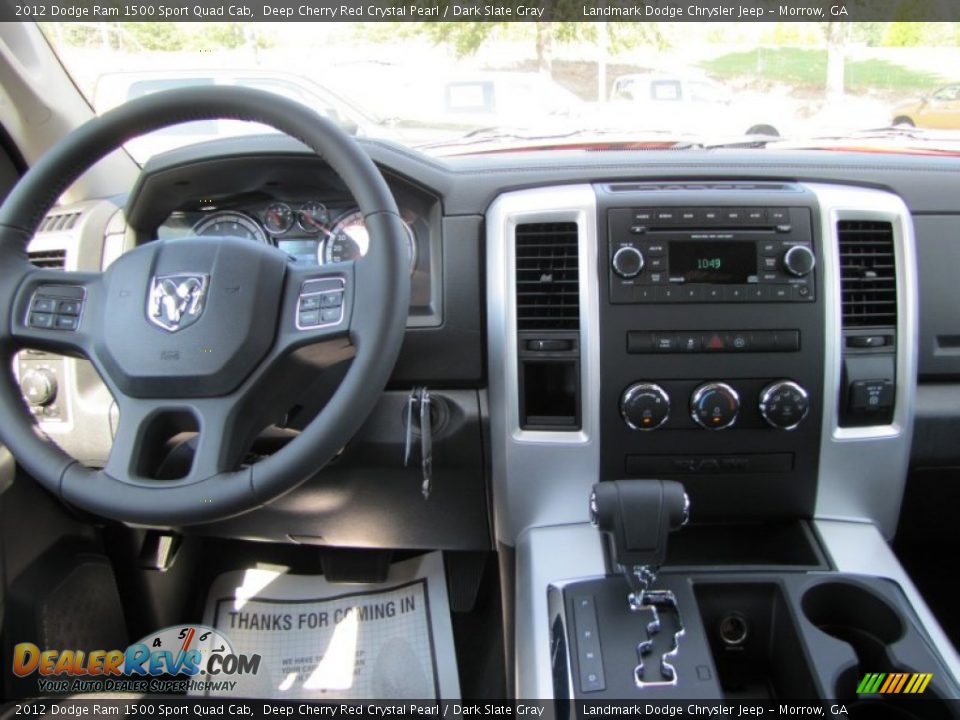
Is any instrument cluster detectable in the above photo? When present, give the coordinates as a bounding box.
[161,197,419,273]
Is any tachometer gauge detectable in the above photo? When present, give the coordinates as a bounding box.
[322,210,416,273]
[263,202,294,235]
[297,201,330,233]
[193,212,268,244]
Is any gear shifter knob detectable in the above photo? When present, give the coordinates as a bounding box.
[590,480,689,609]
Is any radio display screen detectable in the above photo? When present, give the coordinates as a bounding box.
[669,241,757,283]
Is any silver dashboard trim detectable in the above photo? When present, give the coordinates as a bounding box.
[816,519,960,680]
[486,185,601,544]
[804,184,917,538]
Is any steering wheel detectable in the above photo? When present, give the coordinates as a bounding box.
[0,86,410,525]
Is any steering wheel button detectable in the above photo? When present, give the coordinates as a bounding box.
[31,297,58,313]
[29,312,55,329]
[320,307,341,323]
[299,295,321,311]
[302,278,344,295]
[55,315,79,331]
[321,292,343,308]
[298,309,321,327]
[57,299,82,315]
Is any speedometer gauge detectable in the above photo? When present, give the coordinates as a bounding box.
[322,211,416,273]
[193,212,268,244]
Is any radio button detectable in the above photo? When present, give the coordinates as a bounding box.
[678,209,697,223]
[745,208,767,224]
[723,208,745,223]
[680,286,704,302]
[634,286,656,302]
[646,244,665,256]
[783,245,816,277]
[657,286,680,302]
[770,286,791,301]
[648,257,665,271]
[647,272,666,284]
[612,246,644,278]
[769,208,790,223]
[747,285,769,300]
[760,241,780,256]
[702,208,722,224]
[792,284,813,301]
[724,286,749,302]
[762,256,779,271]
[704,287,723,302]
[635,209,655,223]
[655,210,678,224]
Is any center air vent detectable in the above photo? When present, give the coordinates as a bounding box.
[515,222,580,331]
[837,220,897,328]
[28,249,66,270]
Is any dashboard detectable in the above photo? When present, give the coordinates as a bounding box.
[17,135,960,553]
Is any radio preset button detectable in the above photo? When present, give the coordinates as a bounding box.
[612,246,645,278]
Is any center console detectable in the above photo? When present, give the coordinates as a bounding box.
[486,181,960,705]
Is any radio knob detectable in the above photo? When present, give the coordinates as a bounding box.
[612,246,644,278]
[620,383,670,431]
[690,382,739,430]
[20,368,57,407]
[759,380,810,430]
[783,245,815,277]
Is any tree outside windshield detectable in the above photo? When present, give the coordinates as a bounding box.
[40,21,960,159]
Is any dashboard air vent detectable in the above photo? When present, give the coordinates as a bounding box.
[837,220,896,327]
[28,249,67,270]
[39,212,81,233]
[515,222,580,331]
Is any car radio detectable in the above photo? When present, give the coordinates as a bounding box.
[608,206,815,303]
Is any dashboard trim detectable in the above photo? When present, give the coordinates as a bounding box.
[486,185,601,545]
[805,184,918,538]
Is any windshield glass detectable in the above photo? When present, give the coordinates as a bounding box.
[40,20,960,160]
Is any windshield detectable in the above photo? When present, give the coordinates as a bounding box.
[40,20,960,160]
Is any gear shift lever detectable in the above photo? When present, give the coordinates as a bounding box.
[590,480,689,610]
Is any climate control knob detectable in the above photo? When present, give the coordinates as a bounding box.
[690,382,739,430]
[612,246,644,278]
[783,245,816,277]
[20,368,57,407]
[620,383,670,431]
[759,380,810,430]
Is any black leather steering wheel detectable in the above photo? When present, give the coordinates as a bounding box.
[0,86,410,525]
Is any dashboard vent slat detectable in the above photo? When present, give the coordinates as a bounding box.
[837,220,896,328]
[28,249,67,270]
[515,222,580,331]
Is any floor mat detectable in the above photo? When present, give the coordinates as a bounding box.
[195,552,460,699]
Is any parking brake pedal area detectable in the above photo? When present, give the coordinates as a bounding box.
[196,552,460,699]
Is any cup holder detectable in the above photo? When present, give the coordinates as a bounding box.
[801,581,953,718]
[802,581,905,674]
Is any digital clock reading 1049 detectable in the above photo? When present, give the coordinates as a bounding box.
[669,240,757,284]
